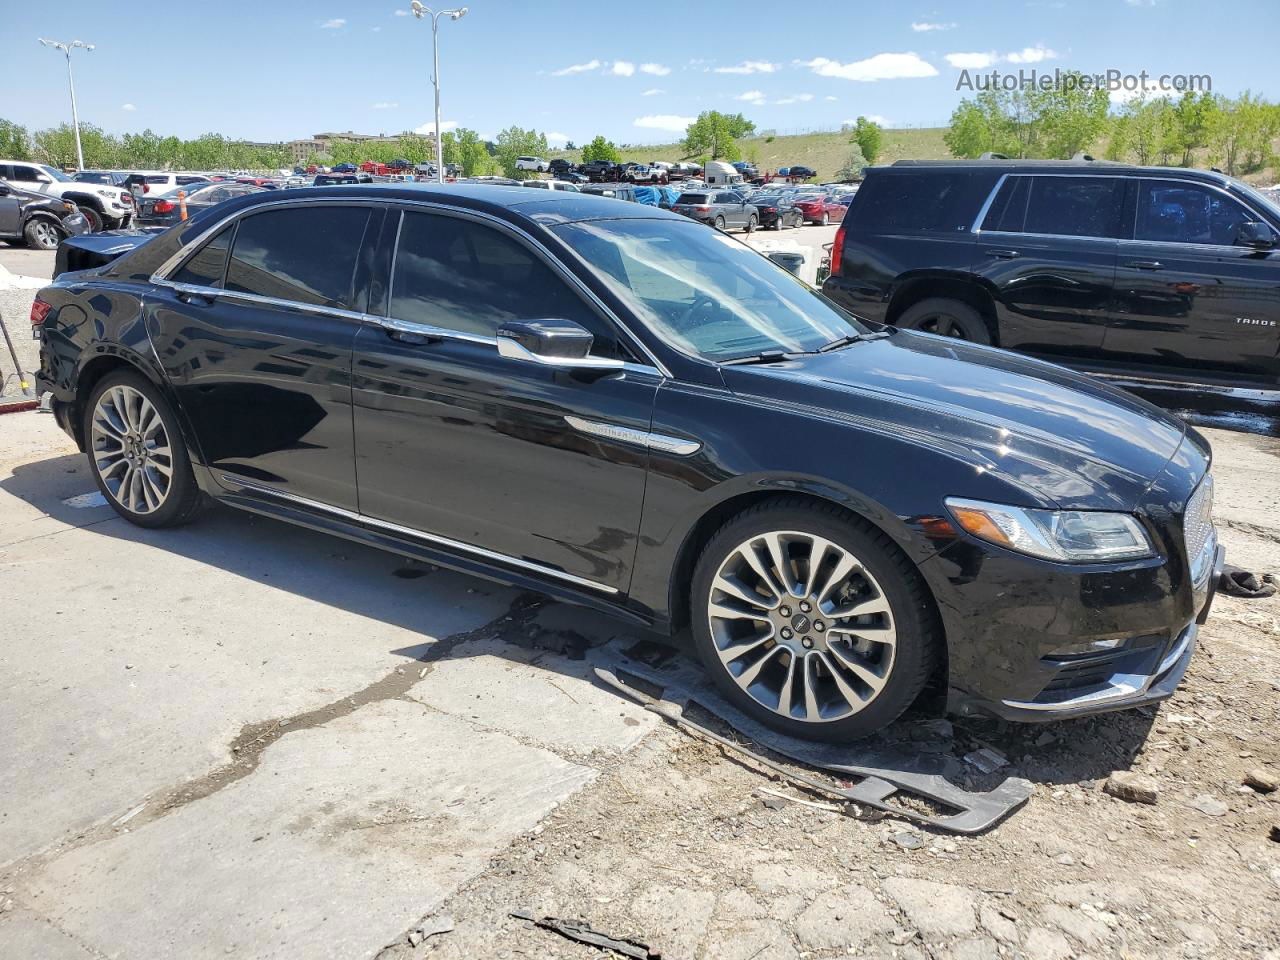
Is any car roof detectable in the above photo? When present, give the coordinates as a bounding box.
[885,159,1237,187]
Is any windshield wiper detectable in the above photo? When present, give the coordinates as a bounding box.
[720,350,794,366]
[817,331,890,353]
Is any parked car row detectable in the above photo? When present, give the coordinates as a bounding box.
[0,160,134,232]
[0,180,89,249]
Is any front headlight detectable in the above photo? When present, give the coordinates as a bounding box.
[945,497,1154,563]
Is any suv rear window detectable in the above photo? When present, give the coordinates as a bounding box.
[677,194,708,204]
[851,172,993,233]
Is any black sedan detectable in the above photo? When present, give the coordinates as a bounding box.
[747,193,804,230]
[0,181,89,249]
[134,181,264,226]
[31,185,1221,742]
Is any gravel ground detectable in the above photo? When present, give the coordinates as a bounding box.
[0,287,38,400]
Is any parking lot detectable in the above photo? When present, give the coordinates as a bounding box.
[1,242,1278,960]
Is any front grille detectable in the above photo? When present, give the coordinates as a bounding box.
[1184,475,1215,585]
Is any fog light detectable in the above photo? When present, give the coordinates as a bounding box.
[1048,638,1126,658]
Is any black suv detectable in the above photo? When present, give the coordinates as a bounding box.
[548,158,576,177]
[822,160,1280,388]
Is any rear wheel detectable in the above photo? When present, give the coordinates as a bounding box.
[77,205,103,232]
[84,370,203,528]
[691,499,939,742]
[714,216,726,231]
[23,217,61,250]
[821,211,829,226]
[896,297,992,344]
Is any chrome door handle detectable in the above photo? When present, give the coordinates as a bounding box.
[1124,259,1164,271]
[377,316,443,342]
[985,248,1020,260]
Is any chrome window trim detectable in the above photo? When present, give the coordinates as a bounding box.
[564,415,701,456]
[152,194,672,379]
[972,171,1278,242]
[220,474,619,595]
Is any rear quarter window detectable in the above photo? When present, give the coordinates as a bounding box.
[850,172,997,234]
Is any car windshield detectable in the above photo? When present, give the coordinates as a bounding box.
[552,217,866,362]
[1236,182,1280,220]
[39,165,72,182]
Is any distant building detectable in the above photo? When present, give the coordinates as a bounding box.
[285,130,434,163]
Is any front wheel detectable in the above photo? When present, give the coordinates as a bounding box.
[691,499,939,742]
[23,217,61,250]
[744,215,757,234]
[714,216,726,231]
[84,370,203,528]
[821,211,829,226]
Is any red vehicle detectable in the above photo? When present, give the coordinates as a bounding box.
[359,161,393,176]
[793,193,846,226]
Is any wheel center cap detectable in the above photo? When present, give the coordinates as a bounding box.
[791,614,811,633]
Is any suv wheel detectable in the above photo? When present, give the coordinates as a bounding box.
[691,499,939,742]
[77,205,103,232]
[745,215,757,234]
[23,217,61,250]
[84,370,203,528]
[714,216,726,231]
[896,298,992,344]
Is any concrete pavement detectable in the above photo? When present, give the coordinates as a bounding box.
[0,411,660,959]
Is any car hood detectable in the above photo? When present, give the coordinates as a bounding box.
[719,330,1188,511]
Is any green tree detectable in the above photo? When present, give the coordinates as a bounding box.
[1165,91,1215,166]
[494,125,549,178]
[1206,92,1279,174]
[581,135,621,165]
[0,119,31,160]
[835,144,868,181]
[563,140,577,151]
[1030,76,1110,158]
[944,91,1026,158]
[683,111,751,161]
[945,76,1108,160]
[851,117,882,164]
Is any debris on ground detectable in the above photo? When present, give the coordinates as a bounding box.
[1219,564,1278,598]
[1103,770,1160,804]
[963,746,1009,773]
[406,914,454,947]
[1244,767,1278,793]
[510,909,659,959]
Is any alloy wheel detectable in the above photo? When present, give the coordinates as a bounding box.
[90,384,174,514]
[706,530,897,722]
[916,314,968,338]
[29,220,59,249]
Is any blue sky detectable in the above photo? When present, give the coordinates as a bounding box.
[5,0,1278,146]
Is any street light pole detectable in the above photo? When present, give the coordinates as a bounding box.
[39,39,94,171]
[409,2,467,184]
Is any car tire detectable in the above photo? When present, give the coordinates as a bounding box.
[896,297,992,344]
[77,205,103,232]
[83,369,204,529]
[745,215,757,234]
[23,217,61,250]
[714,216,726,231]
[773,216,783,231]
[690,498,940,742]
[821,211,829,226]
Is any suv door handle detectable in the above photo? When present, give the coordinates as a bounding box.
[985,248,1020,260]
[1124,259,1164,271]
[176,289,217,306]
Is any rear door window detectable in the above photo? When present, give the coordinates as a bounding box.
[172,225,234,288]
[225,205,372,308]
[1023,176,1122,238]
[980,177,1032,233]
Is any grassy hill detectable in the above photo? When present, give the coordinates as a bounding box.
[550,127,951,180]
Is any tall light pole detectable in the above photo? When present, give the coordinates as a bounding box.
[409,1,467,183]
[39,39,94,171]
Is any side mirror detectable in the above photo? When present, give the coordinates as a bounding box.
[497,320,623,369]
[1237,220,1277,249]
[0,184,9,196]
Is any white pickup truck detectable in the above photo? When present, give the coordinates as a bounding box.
[0,160,132,231]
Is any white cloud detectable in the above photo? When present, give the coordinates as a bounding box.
[1125,0,1159,5]
[912,21,956,31]
[945,51,997,69]
[394,8,409,14]
[121,103,137,112]
[798,53,938,82]
[1005,44,1057,64]
[642,88,664,96]
[713,60,778,75]
[735,90,767,104]
[639,62,670,76]
[414,120,459,134]
[611,60,636,77]
[824,95,838,101]
[773,93,815,105]
[319,18,346,28]
[1110,78,1178,105]
[552,59,601,76]
[633,114,695,132]
[372,102,398,109]
[546,131,570,145]
[371,26,382,32]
